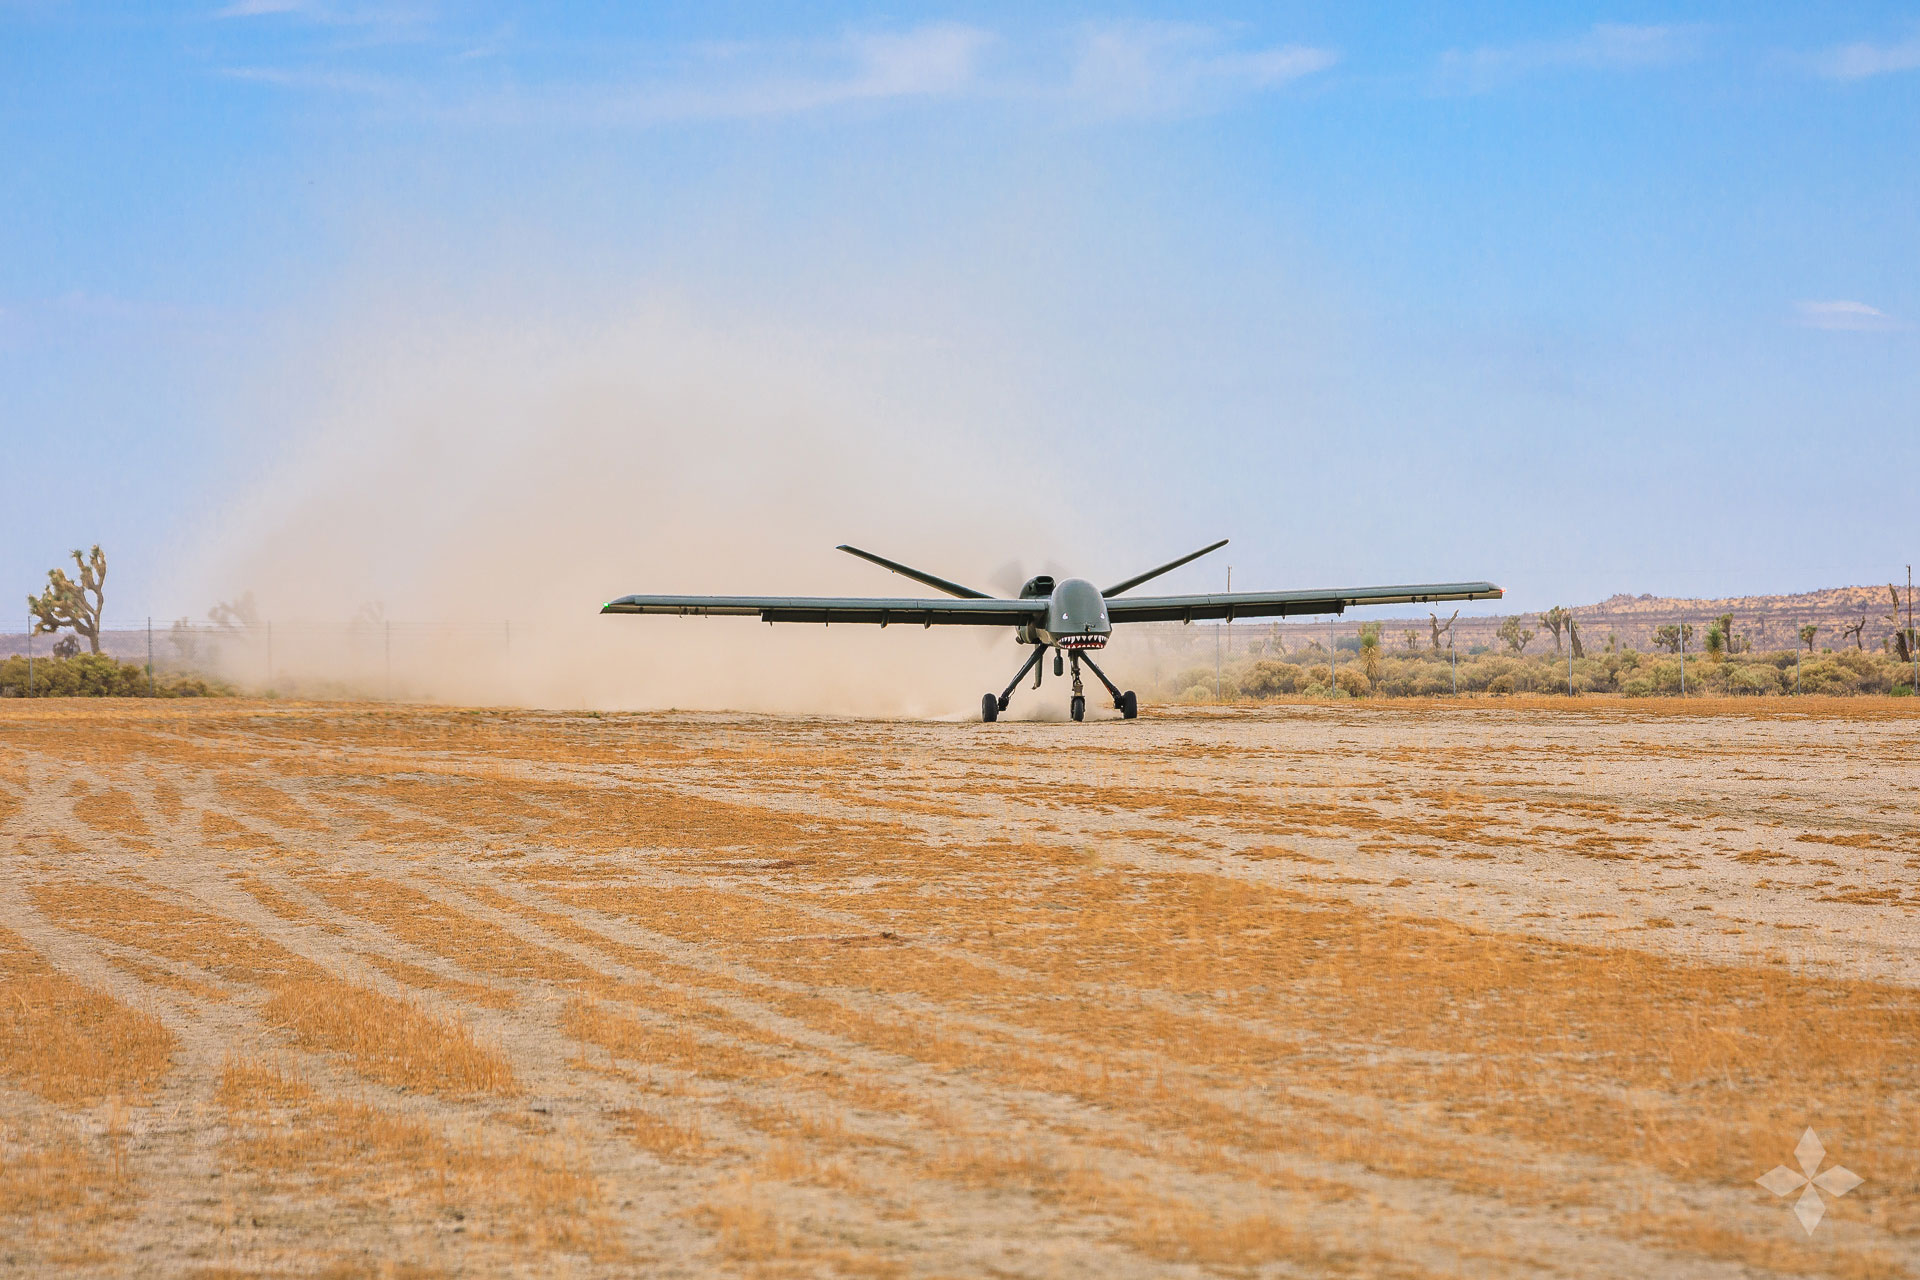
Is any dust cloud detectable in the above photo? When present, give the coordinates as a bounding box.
[176,300,1093,716]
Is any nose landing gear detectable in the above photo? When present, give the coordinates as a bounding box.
[982,644,1138,721]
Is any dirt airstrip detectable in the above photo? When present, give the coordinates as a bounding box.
[1,698,1916,1278]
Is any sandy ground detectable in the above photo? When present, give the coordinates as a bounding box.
[0,697,1916,1279]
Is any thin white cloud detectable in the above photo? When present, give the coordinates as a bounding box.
[211,0,435,46]
[447,22,995,124]
[1795,300,1904,332]
[1439,23,1702,92]
[1068,21,1336,117]
[1814,31,1920,80]
[212,21,1334,125]
[216,0,306,16]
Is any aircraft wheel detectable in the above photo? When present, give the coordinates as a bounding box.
[1120,690,1138,719]
[981,694,998,723]
[1070,696,1086,722]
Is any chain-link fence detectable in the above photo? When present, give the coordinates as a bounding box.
[2,595,1915,701]
[0,618,536,700]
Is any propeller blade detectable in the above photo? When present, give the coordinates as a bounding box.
[1102,539,1229,598]
[837,545,991,600]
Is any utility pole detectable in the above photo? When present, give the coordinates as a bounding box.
[147,617,154,697]
[1568,629,1574,696]
[26,613,32,696]
[1909,565,1915,694]
[1680,620,1686,698]
[1329,615,1338,697]
[1214,568,1224,701]
[1796,626,1802,696]
[1450,635,1457,695]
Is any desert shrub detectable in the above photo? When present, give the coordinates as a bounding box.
[1145,639,1911,702]
[1240,660,1298,699]
[1726,663,1779,695]
[1172,666,1214,695]
[0,653,231,698]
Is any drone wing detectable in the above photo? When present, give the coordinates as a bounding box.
[1105,581,1503,624]
[601,595,1045,627]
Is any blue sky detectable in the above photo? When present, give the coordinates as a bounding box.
[4,3,1917,621]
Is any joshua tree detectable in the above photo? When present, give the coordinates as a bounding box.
[1884,585,1915,663]
[1841,615,1868,650]
[1799,623,1819,653]
[208,591,260,631]
[1497,615,1534,655]
[1358,622,1383,683]
[1402,628,1420,653]
[1705,612,1744,658]
[1429,609,1458,652]
[1569,619,1585,660]
[1652,623,1694,654]
[28,545,107,655]
[1537,606,1571,653]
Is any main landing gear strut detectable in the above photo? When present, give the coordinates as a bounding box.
[982,646,1137,722]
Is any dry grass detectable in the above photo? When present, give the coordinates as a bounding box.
[219,1057,620,1262]
[611,1106,715,1161]
[362,953,520,1011]
[0,1121,131,1271]
[0,925,174,1104]
[4,698,1917,1278]
[262,975,515,1097]
[69,784,150,839]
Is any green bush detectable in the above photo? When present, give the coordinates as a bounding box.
[1241,660,1299,698]
[0,654,229,698]
[1146,637,1912,702]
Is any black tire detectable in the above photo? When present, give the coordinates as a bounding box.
[1120,690,1138,719]
[1070,695,1086,722]
[981,694,998,723]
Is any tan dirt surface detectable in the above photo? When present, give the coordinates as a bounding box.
[1,696,1916,1278]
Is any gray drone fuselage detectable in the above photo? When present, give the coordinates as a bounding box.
[1016,575,1110,650]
